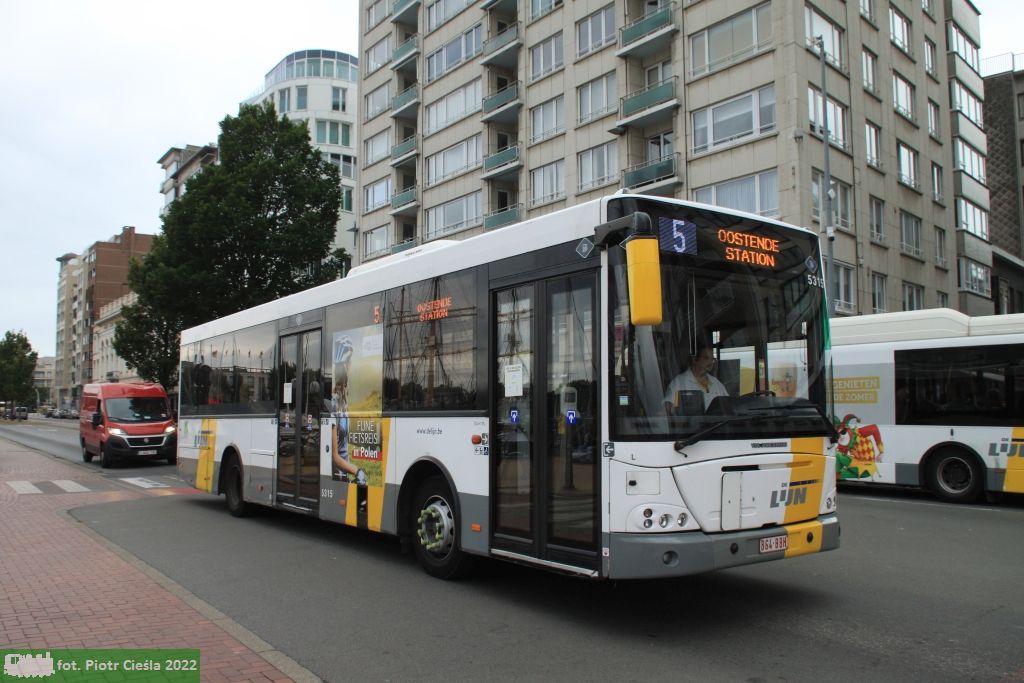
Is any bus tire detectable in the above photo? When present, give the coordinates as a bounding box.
[224,457,250,518]
[925,448,983,503]
[81,439,93,463]
[411,476,473,580]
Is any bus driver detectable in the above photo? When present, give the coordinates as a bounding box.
[663,344,729,413]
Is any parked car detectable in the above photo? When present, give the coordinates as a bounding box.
[54,408,68,419]
[14,407,28,420]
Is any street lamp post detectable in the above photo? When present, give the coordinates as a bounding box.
[816,35,836,318]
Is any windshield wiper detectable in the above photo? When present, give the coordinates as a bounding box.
[674,417,746,452]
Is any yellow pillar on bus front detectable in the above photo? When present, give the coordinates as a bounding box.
[624,235,663,326]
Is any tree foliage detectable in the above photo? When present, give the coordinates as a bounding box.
[114,102,346,388]
[0,331,38,405]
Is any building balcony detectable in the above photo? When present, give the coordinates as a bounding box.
[481,23,521,69]
[611,77,678,133]
[482,81,522,124]
[392,35,419,73]
[482,145,522,180]
[391,84,420,119]
[481,0,516,10]
[484,203,522,230]
[390,186,419,216]
[391,239,417,255]
[391,0,419,24]
[616,2,678,59]
[834,300,856,315]
[391,135,419,168]
[622,153,681,194]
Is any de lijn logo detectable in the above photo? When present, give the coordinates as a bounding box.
[770,480,817,508]
[988,437,1024,458]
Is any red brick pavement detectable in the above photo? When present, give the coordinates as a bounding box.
[0,437,314,682]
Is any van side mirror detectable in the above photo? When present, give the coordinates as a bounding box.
[91,412,102,427]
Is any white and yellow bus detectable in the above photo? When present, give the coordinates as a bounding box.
[830,309,1024,502]
[176,194,839,579]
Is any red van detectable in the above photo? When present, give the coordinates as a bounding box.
[79,383,177,468]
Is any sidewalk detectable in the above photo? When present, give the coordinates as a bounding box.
[0,436,314,683]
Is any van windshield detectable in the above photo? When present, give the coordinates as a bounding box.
[105,397,169,423]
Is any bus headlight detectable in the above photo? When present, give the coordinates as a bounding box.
[629,505,695,532]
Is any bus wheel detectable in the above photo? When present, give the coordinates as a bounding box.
[412,476,473,579]
[926,449,982,503]
[81,439,93,463]
[224,458,250,518]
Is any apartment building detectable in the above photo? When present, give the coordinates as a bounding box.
[53,227,155,407]
[34,356,55,407]
[92,292,142,384]
[246,50,361,258]
[158,144,219,215]
[356,0,991,315]
[982,52,1024,314]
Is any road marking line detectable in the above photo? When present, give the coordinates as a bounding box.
[7,481,42,494]
[52,479,90,493]
[118,477,170,489]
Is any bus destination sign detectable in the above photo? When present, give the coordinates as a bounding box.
[656,217,781,269]
[716,228,780,268]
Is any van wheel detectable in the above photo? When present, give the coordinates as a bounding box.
[166,454,177,466]
[99,445,115,469]
[81,439,93,463]
[224,458,250,517]
[411,476,474,579]
[926,448,982,503]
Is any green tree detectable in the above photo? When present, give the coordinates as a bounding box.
[0,331,38,406]
[114,102,346,388]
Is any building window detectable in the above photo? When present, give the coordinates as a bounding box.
[937,291,949,308]
[954,138,986,184]
[426,191,482,239]
[690,3,772,77]
[365,83,391,120]
[426,134,482,186]
[1018,93,1024,120]
[693,84,775,154]
[927,100,940,138]
[902,282,924,311]
[577,72,616,125]
[364,177,392,213]
[862,48,878,94]
[947,22,980,73]
[950,80,983,128]
[426,24,482,82]
[578,140,617,192]
[364,129,391,165]
[924,37,938,77]
[807,85,847,149]
[530,96,565,143]
[859,0,874,21]
[367,0,389,29]
[935,226,947,267]
[889,6,912,55]
[900,210,922,258]
[341,155,356,179]
[278,88,290,113]
[530,0,563,21]
[931,163,943,202]
[427,0,475,32]
[530,32,564,82]
[897,141,919,189]
[694,169,779,217]
[834,262,856,312]
[425,79,482,133]
[812,170,852,229]
[530,159,565,206]
[805,5,844,69]
[869,196,885,242]
[956,197,989,240]
[865,121,881,168]
[872,273,887,313]
[341,186,353,213]
[958,258,991,296]
[363,224,390,259]
[366,35,392,74]
[893,72,915,120]
[646,131,673,162]
[296,86,307,110]
[332,87,347,112]
[577,5,615,57]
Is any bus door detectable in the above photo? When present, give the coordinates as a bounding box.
[276,329,322,511]
[491,271,600,572]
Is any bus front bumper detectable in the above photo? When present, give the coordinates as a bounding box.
[605,514,839,580]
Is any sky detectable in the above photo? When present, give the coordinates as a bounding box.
[0,0,1018,358]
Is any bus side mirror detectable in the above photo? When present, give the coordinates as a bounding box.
[623,233,663,326]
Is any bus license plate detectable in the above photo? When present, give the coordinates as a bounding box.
[138,449,158,456]
[759,534,788,554]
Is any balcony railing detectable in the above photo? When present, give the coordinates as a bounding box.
[484,203,522,230]
[483,81,520,114]
[484,22,520,56]
[392,35,419,66]
[391,0,419,23]
[483,145,520,172]
[619,2,676,49]
[391,239,417,254]
[900,241,924,259]
[391,135,418,160]
[392,84,419,112]
[620,76,676,119]
[391,186,418,210]
[622,153,678,189]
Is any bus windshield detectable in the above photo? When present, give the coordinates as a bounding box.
[608,199,829,441]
